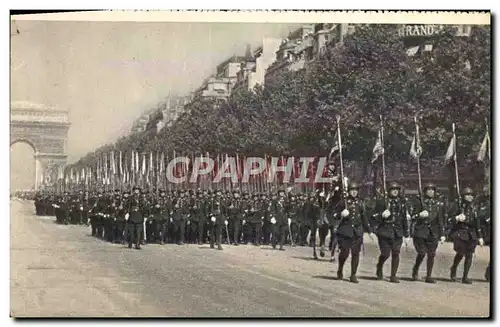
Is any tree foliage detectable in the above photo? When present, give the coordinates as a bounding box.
[71,24,490,178]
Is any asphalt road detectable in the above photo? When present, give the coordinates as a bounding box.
[10,199,491,318]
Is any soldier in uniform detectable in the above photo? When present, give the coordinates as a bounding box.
[411,183,446,283]
[240,192,251,244]
[34,192,42,216]
[477,192,491,282]
[125,186,145,249]
[261,193,272,245]
[374,182,410,283]
[336,182,374,283]
[246,194,262,245]
[114,191,128,244]
[209,190,224,250]
[195,190,207,244]
[297,193,309,246]
[286,194,300,246]
[58,192,71,225]
[172,190,187,245]
[228,190,243,245]
[270,190,287,250]
[91,191,107,238]
[141,191,152,244]
[449,187,484,284]
[151,189,168,244]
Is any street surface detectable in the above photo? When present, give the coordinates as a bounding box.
[10,199,490,317]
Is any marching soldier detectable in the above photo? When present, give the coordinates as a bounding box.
[449,187,483,284]
[172,190,187,245]
[270,190,287,250]
[141,191,152,244]
[336,182,374,283]
[151,189,168,244]
[261,193,272,245]
[297,194,309,246]
[240,192,251,244]
[114,191,128,244]
[411,183,446,283]
[125,186,145,249]
[374,182,410,283]
[286,194,300,246]
[228,190,243,245]
[187,190,199,244]
[209,190,224,250]
[477,193,491,282]
[196,190,208,244]
[246,194,262,245]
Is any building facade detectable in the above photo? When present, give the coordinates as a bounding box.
[130,95,192,133]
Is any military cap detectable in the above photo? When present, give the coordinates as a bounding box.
[463,187,474,195]
[388,182,401,190]
[114,189,120,193]
[132,186,141,191]
[348,181,360,190]
[423,183,436,191]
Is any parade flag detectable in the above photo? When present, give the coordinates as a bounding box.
[371,130,384,163]
[119,151,123,176]
[111,151,116,175]
[477,131,490,162]
[141,153,146,176]
[444,133,456,166]
[329,128,340,158]
[409,123,423,159]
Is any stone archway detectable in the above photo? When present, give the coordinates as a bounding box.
[10,101,70,191]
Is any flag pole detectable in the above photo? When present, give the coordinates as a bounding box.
[379,115,387,202]
[452,123,461,206]
[414,114,423,201]
[485,118,490,196]
[336,115,347,207]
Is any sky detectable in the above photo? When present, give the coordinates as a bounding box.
[11,19,301,165]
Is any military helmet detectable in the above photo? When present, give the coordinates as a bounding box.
[388,182,401,190]
[423,183,436,191]
[463,187,474,196]
[348,181,360,190]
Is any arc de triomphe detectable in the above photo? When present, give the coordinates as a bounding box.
[10,101,70,191]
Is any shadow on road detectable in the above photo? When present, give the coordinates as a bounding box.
[357,275,379,281]
[311,275,337,281]
[291,256,328,262]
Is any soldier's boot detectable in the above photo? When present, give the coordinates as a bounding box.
[337,249,349,280]
[217,230,223,250]
[462,254,473,284]
[425,253,436,283]
[450,253,463,282]
[412,254,425,281]
[279,233,285,251]
[210,230,215,249]
[350,253,360,283]
[389,254,400,283]
[376,255,386,280]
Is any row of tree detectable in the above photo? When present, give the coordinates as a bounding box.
[70,24,490,187]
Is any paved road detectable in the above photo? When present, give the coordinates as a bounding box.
[10,199,490,317]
